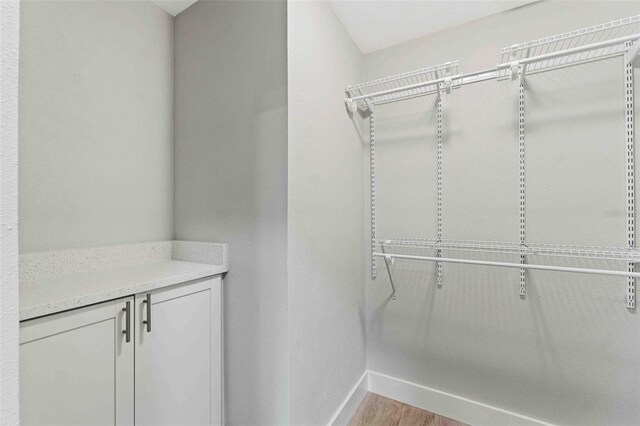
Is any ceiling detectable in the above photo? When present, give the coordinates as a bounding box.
[329,0,538,54]
[150,0,198,17]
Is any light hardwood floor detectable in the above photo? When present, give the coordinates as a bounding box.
[348,393,468,426]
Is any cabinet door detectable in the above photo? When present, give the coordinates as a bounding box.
[135,276,223,426]
[20,297,134,426]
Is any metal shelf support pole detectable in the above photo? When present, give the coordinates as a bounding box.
[625,41,636,309]
[518,66,527,298]
[369,103,377,280]
[437,85,444,288]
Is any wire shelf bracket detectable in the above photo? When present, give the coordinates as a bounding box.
[380,245,397,300]
[627,40,640,65]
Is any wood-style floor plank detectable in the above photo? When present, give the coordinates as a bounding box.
[348,392,468,426]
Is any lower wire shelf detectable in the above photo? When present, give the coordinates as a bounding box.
[378,238,640,262]
[375,238,639,305]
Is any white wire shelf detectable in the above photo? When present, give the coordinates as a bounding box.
[345,61,460,111]
[498,15,640,77]
[378,238,640,262]
[345,16,640,112]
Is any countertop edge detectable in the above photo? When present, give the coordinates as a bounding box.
[20,263,228,321]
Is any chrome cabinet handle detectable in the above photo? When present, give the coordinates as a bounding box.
[142,293,151,332]
[122,301,131,343]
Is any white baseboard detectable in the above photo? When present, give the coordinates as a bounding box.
[329,370,368,426]
[368,371,552,426]
[329,370,552,426]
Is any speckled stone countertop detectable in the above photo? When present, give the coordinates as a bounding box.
[20,241,228,321]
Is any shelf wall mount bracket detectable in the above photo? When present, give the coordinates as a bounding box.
[626,40,640,65]
[509,61,526,84]
[380,245,397,300]
[443,77,453,94]
[345,97,358,114]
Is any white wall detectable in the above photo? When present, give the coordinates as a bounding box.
[173,1,289,424]
[0,0,20,422]
[19,1,174,252]
[287,2,366,424]
[363,2,640,424]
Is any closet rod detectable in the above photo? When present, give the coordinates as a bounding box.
[373,67,498,107]
[349,33,640,104]
[373,252,640,279]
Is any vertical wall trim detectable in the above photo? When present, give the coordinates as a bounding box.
[0,0,21,423]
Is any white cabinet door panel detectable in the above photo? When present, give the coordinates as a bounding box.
[20,298,134,426]
[135,276,222,426]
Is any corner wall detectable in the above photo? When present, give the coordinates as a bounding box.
[287,2,366,424]
[363,2,640,424]
[0,0,20,422]
[173,1,289,424]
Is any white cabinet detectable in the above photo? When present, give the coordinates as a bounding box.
[20,276,223,426]
[135,277,223,425]
[20,297,134,425]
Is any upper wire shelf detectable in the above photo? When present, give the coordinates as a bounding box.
[345,15,640,112]
[497,15,640,77]
[345,61,460,111]
[378,238,640,262]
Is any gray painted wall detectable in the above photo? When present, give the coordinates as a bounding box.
[173,1,289,424]
[363,2,640,424]
[288,2,366,424]
[19,1,174,252]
